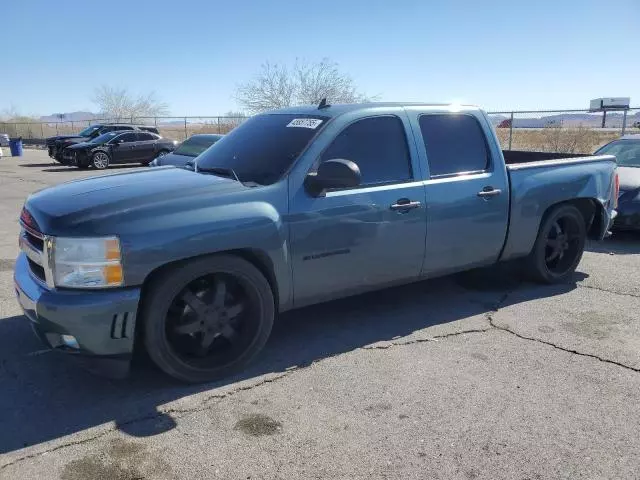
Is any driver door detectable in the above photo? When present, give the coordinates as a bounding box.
[288,112,427,307]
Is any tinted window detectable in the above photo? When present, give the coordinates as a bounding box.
[596,140,640,167]
[116,126,134,131]
[90,132,119,144]
[174,135,223,157]
[78,126,101,136]
[197,114,328,185]
[141,127,159,134]
[116,133,138,143]
[137,132,157,141]
[320,116,411,185]
[419,114,489,177]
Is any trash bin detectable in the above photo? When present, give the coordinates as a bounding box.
[9,138,23,157]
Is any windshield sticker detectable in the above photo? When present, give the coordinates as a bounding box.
[286,118,323,129]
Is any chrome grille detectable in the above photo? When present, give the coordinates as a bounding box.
[19,220,54,288]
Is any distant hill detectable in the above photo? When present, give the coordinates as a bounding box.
[488,110,640,128]
[39,111,101,122]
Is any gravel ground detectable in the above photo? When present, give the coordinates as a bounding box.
[0,151,638,480]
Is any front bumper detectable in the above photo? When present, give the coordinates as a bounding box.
[13,253,142,378]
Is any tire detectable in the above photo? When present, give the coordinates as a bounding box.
[141,254,275,383]
[92,151,110,170]
[525,204,586,284]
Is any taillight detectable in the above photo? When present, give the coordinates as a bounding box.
[614,172,619,209]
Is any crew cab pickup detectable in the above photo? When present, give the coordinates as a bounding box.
[14,103,618,383]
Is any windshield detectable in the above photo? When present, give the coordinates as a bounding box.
[196,114,329,185]
[174,135,223,158]
[596,140,640,167]
[89,132,119,144]
[77,126,101,137]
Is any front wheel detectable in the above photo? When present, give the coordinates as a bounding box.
[525,204,586,284]
[91,151,110,170]
[141,255,275,383]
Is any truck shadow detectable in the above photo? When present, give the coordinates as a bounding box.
[586,233,639,255]
[0,266,584,455]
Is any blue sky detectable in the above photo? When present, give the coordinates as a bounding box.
[2,0,638,116]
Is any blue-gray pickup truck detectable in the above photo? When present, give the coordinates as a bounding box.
[14,103,619,383]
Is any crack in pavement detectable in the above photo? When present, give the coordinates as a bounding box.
[0,322,497,471]
[487,315,640,373]
[0,371,292,471]
[3,282,638,470]
[577,283,640,299]
[362,327,493,349]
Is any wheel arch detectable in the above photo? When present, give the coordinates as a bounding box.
[535,198,604,247]
[139,248,280,312]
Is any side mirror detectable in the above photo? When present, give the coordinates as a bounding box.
[304,159,361,197]
[111,139,121,146]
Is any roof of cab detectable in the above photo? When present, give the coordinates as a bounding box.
[268,102,481,119]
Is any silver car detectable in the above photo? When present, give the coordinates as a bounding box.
[0,133,9,147]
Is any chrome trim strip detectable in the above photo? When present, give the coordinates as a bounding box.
[19,234,43,266]
[19,219,44,239]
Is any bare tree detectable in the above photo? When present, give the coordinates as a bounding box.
[236,59,374,113]
[92,85,169,121]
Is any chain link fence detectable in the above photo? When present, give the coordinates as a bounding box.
[487,108,640,153]
[2,108,639,153]
[0,116,250,144]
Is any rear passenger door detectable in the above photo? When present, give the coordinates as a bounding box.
[111,132,139,164]
[410,111,510,276]
[135,132,158,163]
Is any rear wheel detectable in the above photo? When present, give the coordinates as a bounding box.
[142,255,275,383]
[92,151,110,170]
[525,204,586,284]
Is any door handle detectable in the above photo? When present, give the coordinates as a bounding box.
[390,199,422,211]
[477,187,502,198]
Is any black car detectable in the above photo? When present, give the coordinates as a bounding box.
[595,135,640,230]
[149,134,224,168]
[46,124,160,162]
[63,131,177,169]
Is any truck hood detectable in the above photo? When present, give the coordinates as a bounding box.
[618,166,640,192]
[24,167,246,235]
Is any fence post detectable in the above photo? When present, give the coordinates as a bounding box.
[184,117,188,140]
[217,117,221,134]
[40,123,44,139]
[154,117,157,126]
[622,109,628,136]
[601,111,607,128]
[71,121,74,133]
[55,123,59,135]
[508,112,514,150]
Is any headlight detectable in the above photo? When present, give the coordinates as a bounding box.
[53,236,123,288]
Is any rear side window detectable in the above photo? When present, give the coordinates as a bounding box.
[137,132,157,141]
[320,116,412,185]
[419,114,490,177]
[118,132,138,143]
[141,127,159,134]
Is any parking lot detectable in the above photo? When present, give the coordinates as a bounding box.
[0,149,639,479]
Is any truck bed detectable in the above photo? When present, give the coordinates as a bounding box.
[502,150,589,165]
[499,151,617,263]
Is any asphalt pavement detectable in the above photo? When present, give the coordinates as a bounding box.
[0,150,638,479]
